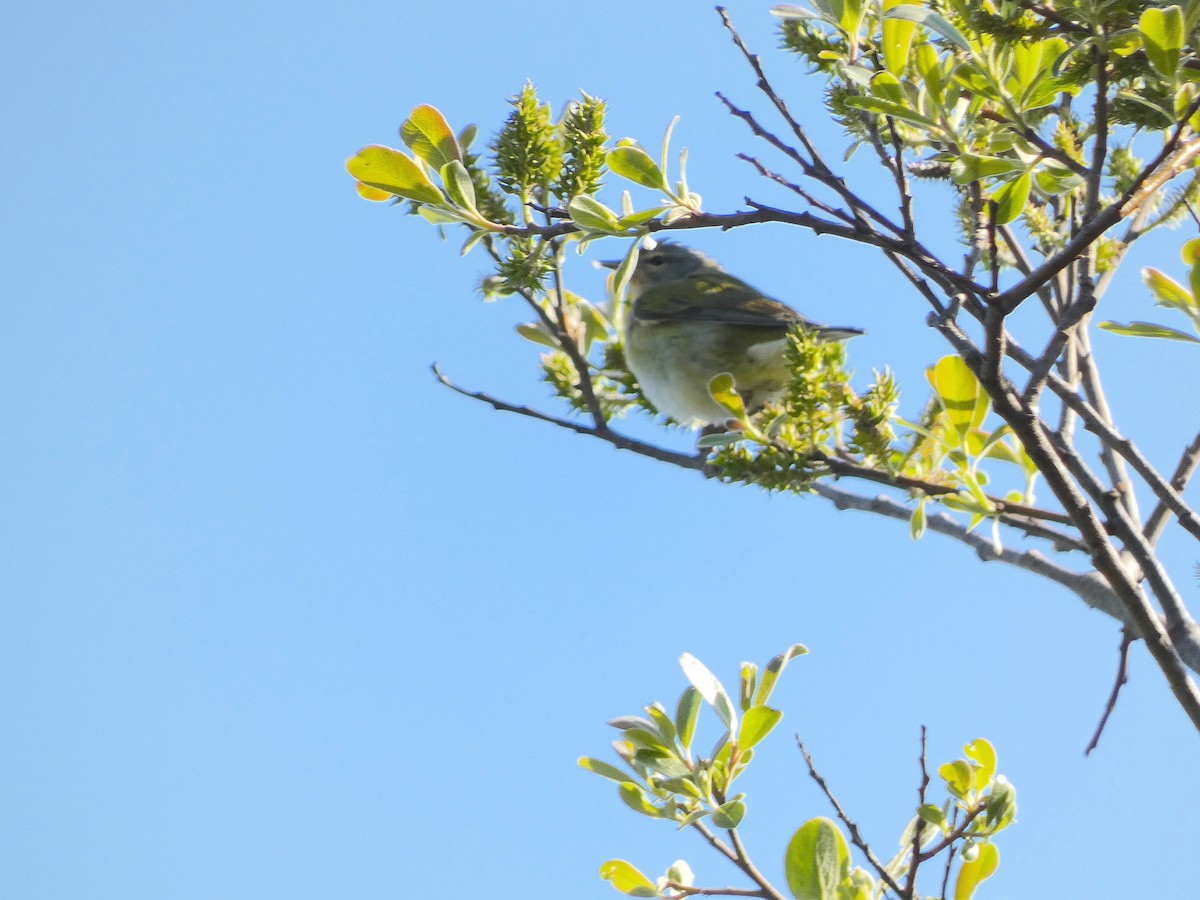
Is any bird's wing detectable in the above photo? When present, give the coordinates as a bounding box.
[633,272,804,328]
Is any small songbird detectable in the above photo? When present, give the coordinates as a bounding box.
[606,243,863,428]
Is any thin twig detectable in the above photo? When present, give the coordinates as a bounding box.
[1076,327,1141,523]
[903,727,931,899]
[1146,431,1200,546]
[726,830,785,900]
[736,153,856,224]
[668,885,771,898]
[1085,629,1134,755]
[796,737,906,897]
[432,365,705,470]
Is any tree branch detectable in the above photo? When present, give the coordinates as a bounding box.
[796,737,906,898]
[1146,431,1200,546]
[1085,629,1133,756]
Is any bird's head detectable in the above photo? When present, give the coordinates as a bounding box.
[602,242,722,297]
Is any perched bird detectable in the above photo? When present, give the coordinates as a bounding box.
[606,243,863,428]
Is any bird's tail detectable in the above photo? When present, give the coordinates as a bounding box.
[816,325,865,341]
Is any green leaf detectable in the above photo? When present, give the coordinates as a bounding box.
[939,760,974,799]
[739,663,757,712]
[599,859,661,898]
[993,172,1032,226]
[784,817,850,900]
[440,160,478,214]
[578,756,633,783]
[984,780,1017,832]
[771,4,826,22]
[712,797,747,829]
[399,104,462,169]
[917,803,947,831]
[1011,40,1044,90]
[882,0,917,76]
[696,432,745,448]
[950,155,1025,185]
[617,206,670,228]
[842,95,939,130]
[754,644,807,707]
[679,652,738,732]
[1034,164,1083,195]
[619,782,666,818]
[623,728,674,756]
[657,775,704,800]
[568,195,623,233]
[647,704,679,744]
[953,842,999,900]
[915,42,944,103]
[963,738,996,784]
[1185,238,1200,301]
[869,71,905,104]
[910,499,927,539]
[927,356,987,435]
[666,860,694,887]
[608,145,669,191]
[738,705,783,750]
[416,204,471,225]
[346,145,446,205]
[675,685,703,753]
[1098,320,1200,343]
[708,372,747,422]
[1139,6,1185,79]
[884,5,971,52]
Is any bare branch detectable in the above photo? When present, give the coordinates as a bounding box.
[796,737,906,897]
[432,365,705,471]
[1006,344,1200,544]
[1146,431,1200,546]
[1085,629,1134,756]
[935,320,1200,724]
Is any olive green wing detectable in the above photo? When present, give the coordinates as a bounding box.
[632,272,803,328]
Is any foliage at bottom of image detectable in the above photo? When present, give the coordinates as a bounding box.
[580,647,1016,900]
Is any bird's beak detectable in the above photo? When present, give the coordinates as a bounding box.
[598,259,621,270]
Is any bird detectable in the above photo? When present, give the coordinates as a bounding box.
[605,242,863,428]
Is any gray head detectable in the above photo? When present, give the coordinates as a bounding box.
[627,243,722,293]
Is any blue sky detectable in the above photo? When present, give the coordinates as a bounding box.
[4,2,1199,897]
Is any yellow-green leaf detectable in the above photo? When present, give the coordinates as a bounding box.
[568,195,623,233]
[1185,238,1200,301]
[869,71,905,104]
[993,172,1032,225]
[954,842,999,900]
[738,705,782,750]
[355,181,393,202]
[608,144,668,190]
[1142,267,1193,310]
[1099,320,1200,342]
[939,759,974,799]
[440,160,478,213]
[708,372,747,422]
[1139,6,1184,79]
[400,104,462,169]
[964,738,996,784]
[785,817,850,900]
[346,145,445,205]
[599,859,660,898]
[882,0,917,76]
[927,356,987,435]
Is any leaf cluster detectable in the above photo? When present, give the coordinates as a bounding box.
[586,649,1017,900]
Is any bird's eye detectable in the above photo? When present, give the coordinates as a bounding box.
[645,255,665,266]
